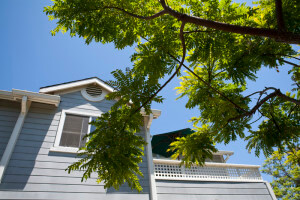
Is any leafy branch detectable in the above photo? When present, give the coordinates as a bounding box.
[159,0,300,44]
[131,22,187,116]
[229,87,300,122]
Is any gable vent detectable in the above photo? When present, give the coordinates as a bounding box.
[85,85,103,97]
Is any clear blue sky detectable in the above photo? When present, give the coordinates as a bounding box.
[1,0,297,182]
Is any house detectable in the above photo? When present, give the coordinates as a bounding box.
[0,77,277,200]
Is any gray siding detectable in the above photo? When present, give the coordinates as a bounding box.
[0,100,20,160]
[0,91,150,200]
[156,180,274,200]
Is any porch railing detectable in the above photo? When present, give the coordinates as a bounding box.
[153,159,263,182]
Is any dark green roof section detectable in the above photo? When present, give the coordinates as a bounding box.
[151,128,194,158]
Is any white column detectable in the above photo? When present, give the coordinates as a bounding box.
[145,114,158,200]
[0,96,31,183]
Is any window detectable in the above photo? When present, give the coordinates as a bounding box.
[51,110,100,153]
[59,114,89,148]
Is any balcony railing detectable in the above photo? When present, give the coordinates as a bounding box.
[153,159,263,182]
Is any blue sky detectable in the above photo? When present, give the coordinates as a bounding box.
[1,0,298,182]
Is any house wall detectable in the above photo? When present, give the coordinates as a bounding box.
[0,100,20,160]
[0,91,150,200]
[156,180,274,200]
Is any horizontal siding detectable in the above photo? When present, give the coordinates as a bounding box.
[0,100,19,160]
[0,90,150,200]
[157,194,272,200]
[3,174,150,187]
[157,187,269,195]
[0,191,150,200]
[156,180,273,200]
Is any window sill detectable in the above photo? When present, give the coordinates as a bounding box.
[49,146,85,154]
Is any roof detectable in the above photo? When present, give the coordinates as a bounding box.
[151,128,194,158]
[39,77,115,94]
[151,128,234,158]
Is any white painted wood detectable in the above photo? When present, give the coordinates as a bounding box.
[145,114,158,200]
[81,87,108,102]
[265,181,277,200]
[39,77,115,94]
[49,146,85,154]
[153,159,262,182]
[0,96,31,183]
[0,89,60,107]
[154,159,261,168]
[53,109,102,150]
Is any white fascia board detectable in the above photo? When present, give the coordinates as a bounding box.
[39,78,115,94]
[12,89,60,107]
[214,150,234,156]
[140,109,161,119]
[0,89,60,107]
[0,90,14,101]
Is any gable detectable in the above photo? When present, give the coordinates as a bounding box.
[39,77,114,95]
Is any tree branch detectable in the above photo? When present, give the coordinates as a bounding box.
[159,0,300,44]
[130,22,187,116]
[279,59,300,67]
[183,30,215,34]
[167,54,246,112]
[77,6,166,20]
[102,6,167,20]
[228,88,300,122]
[275,0,286,31]
[244,87,277,99]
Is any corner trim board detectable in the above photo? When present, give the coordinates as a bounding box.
[145,114,158,200]
[0,96,31,183]
[265,181,277,200]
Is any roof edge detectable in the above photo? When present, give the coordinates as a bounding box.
[0,89,60,107]
[39,77,115,94]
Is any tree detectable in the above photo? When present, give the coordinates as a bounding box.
[44,0,300,191]
[262,144,300,200]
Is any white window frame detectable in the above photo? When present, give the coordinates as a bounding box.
[50,109,101,154]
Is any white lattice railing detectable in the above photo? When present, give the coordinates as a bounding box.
[153,159,263,182]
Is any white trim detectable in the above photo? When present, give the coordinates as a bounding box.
[39,78,115,94]
[153,159,263,183]
[49,146,85,154]
[52,109,101,152]
[214,150,234,156]
[0,96,31,183]
[81,87,108,102]
[145,114,158,200]
[265,181,277,200]
[0,89,60,107]
[153,159,261,168]
[140,108,161,119]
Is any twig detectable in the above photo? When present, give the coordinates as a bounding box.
[168,54,246,112]
[183,30,215,34]
[130,22,187,116]
[279,59,300,68]
[228,88,300,122]
[249,115,263,125]
[102,7,167,20]
[77,7,166,20]
[244,87,277,99]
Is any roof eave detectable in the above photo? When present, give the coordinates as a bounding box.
[39,77,114,94]
[0,89,60,107]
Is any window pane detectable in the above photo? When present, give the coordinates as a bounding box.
[79,117,89,148]
[60,114,89,148]
[90,117,97,133]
